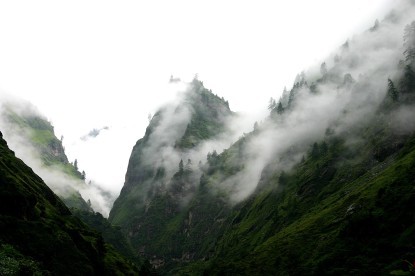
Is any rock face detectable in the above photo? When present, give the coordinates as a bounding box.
[0,131,139,275]
[109,79,234,268]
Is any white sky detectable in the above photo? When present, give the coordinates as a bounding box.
[0,0,394,196]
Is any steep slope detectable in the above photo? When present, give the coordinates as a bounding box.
[112,3,415,274]
[0,100,142,267]
[109,79,234,268]
[177,11,415,274]
[0,131,139,275]
[0,102,92,211]
[197,110,415,275]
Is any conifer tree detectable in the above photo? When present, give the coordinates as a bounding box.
[400,65,415,93]
[277,101,284,114]
[268,97,276,110]
[179,159,184,173]
[311,142,319,158]
[320,62,328,76]
[387,79,399,102]
[288,90,295,108]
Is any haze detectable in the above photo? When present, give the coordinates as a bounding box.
[0,0,394,199]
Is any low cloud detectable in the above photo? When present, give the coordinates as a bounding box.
[0,99,114,216]
[207,1,415,202]
[80,126,109,141]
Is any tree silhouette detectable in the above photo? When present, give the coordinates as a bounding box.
[387,79,399,102]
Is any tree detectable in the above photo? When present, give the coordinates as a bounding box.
[253,121,259,131]
[370,19,379,32]
[320,62,328,76]
[268,97,276,110]
[387,79,399,102]
[185,159,192,172]
[288,90,295,108]
[179,159,184,173]
[283,86,288,95]
[279,171,288,186]
[400,65,415,93]
[343,73,354,85]
[81,170,86,180]
[320,141,328,155]
[342,40,349,51]
[74,159,78,171]
[207,150,218,165]
[277,101,284,114]
[311,142,319,158]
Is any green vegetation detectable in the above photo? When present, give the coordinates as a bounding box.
[1,105,94,213]
[110,21,415,274]
[176,79,233,149]
[0,131,140,274]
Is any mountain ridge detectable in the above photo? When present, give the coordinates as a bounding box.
[0,130,140,275]
[110,4,415,274]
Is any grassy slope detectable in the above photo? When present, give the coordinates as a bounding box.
[2,106,90,210]
[0,131,139,275]
[201,140,414,275]
[182,114,415,275]
[175,65,415,274]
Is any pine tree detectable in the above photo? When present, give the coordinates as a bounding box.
[253,121,259,131]
[320,62,328,76]
[288,90,295,108]
[268,97,276,110]
[320,141,328,155]
[185,159,192,172]
[311,143,319,158]
[179,159,184,173]
[400,65,415,93]
[277,101,284,114]
[370,19,379,32]
[387,79,399,102]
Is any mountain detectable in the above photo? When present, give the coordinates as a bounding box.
[109,78,235,269]
[0,101,93,212]
[0,100,143,268]
[111,3,415,275]
[0,130,140,274]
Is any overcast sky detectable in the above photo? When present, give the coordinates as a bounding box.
[0,0,394,196]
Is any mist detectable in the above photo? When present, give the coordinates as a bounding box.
[0,98,114,216]
[179,0,415,203]
[119,0,415,207]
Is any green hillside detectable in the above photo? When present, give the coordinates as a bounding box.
[0,104,91,211]
[0,131,140,275]
[109,79,234,270]
[110,12,415,275]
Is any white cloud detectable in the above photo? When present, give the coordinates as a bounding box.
[0,0,396,198]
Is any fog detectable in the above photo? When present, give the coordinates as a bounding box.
[216,1,415,202]
[130,0,415,204]
[0,98,114,216]
[0,0,413,214]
